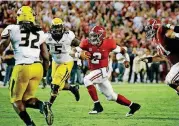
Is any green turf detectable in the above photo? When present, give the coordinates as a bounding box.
[0,83,179,126]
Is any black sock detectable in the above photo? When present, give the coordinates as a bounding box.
[49,95,57,105]
[94,101,101,106]
[19,111,32,125]
[26,100,43,110]
[50,84,59,105]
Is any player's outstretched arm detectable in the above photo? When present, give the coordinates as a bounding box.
[40,42,50,77]
[152,54,167,62]
[140,54,167,63]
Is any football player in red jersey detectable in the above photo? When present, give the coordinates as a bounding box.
[141,19,179,95]
[75,26,141,116]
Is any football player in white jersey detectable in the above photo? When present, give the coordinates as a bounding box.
[45,18,80,108]
[0,6,53,126]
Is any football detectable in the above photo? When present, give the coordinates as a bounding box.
[80,50,91,60]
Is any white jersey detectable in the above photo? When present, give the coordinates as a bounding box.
[1,24,46,65]
[45,30,75,64]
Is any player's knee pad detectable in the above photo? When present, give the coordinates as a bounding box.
[84,76,93,87]
[51,84,60,96]
[106,92,117,101]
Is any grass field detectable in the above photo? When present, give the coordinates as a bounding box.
[0,83,179,126]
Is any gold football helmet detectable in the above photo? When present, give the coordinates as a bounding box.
[17,6,35,24]
[52,18,64,26]
[50,18,65,40]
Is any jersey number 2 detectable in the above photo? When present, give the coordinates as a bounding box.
[91,52,101,64]
[20,30,40,48]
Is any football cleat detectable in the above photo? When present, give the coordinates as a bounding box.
[70,85,80,101]
[89,102,103,114]
[41,102,54,125]
[126,103,141,117]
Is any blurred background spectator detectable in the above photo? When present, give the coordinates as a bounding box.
[2,47,15,86]
[1,1,176,85]
[143,48,153,83]
[133,50,146,83]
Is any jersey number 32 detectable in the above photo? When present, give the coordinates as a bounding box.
[19,30,40,48]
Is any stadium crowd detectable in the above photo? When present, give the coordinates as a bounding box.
[1,1,179,86]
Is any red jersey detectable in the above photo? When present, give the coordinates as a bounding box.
[156,26,179,64]
[80,38,117,70]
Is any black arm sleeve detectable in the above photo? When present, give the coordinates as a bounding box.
[174,26,179,33]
